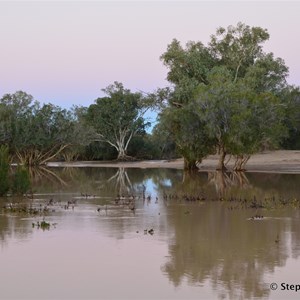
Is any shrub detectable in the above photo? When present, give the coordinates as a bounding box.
[12,165,31,195]
[0,145,10,196]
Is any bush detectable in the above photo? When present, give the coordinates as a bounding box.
[83,142,118,160]
[12,165,31,195]
[0,145,10,196]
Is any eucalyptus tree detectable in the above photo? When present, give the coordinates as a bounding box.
[204,23,288,169]
[194,67,286,170]
[209,22,271,83]
[160,22,290,170]
[85,82,151,160]
[159,42,216,169]
[161,38,216,88]
[0,91,37,147]
[280,86,300,149]
[16,103,89,165]
[156,102,214,170]
[0,91,90,165]
[151,120,177,160]
[0,145,9,196]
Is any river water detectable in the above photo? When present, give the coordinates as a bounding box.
[1,167,300,299]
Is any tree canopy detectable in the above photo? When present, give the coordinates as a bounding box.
[159,22,290,170]
[0,91,90,165]
[85,82,151,160]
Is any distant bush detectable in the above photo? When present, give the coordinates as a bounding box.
[0,145,10,196]
[12,165,31,195]
[83,141,118,161]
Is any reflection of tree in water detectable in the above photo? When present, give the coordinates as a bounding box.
[101,167,133,196]
[158,171,300,299]
[0,214,10,247]
[29,167,127,195]
[2,166,300,298]
[162,171,250,200]
[161,202,296,299]
[94,167,183,198]
[290,210,300,259]
[20,166,300,203]
[28,166,68,187]
[0,212,32,248]
[207,171,250,198]
[149,169,182,188]
[173,171,300,205]
[29,166,171,197]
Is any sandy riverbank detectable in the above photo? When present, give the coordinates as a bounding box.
[46,150,300,174]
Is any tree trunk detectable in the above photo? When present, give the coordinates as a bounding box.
[233,154,250,171]
[217,146,227,171]
[116,147,134,161]
[117,148,127,160]
[233,156,243,171]
[184,158,198,171]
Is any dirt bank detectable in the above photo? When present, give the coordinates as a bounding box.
[199,150,300,173]
[47,150,300,174]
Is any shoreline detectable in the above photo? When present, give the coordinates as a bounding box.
[46,150,300,174]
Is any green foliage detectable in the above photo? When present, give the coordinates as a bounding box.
[195,67,287,157]
[83,142,118,161]
[209,22,270,81]
[11,165,31,195]
[244,53,288,94]
[0,92,92,165]
[159,40,218,168]
[158,103,214,169]
[280,87,300,149]
[0,145,10,196]
[85,82,151,160]
[151,122,177,160]
[160,39,215,87]
[127,134,162,159]
[0,22,297,167]
[158,22,290,170]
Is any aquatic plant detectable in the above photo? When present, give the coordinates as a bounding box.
[2,203,46,215]
[32,220,51,230]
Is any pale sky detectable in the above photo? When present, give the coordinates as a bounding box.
[0,0,300,111]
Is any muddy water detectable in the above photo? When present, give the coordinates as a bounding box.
[1,167,300,299]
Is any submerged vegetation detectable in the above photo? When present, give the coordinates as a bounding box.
[31,220,54,231]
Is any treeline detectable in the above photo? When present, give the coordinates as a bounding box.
[0,23,299,171]
[0,88,175,166]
